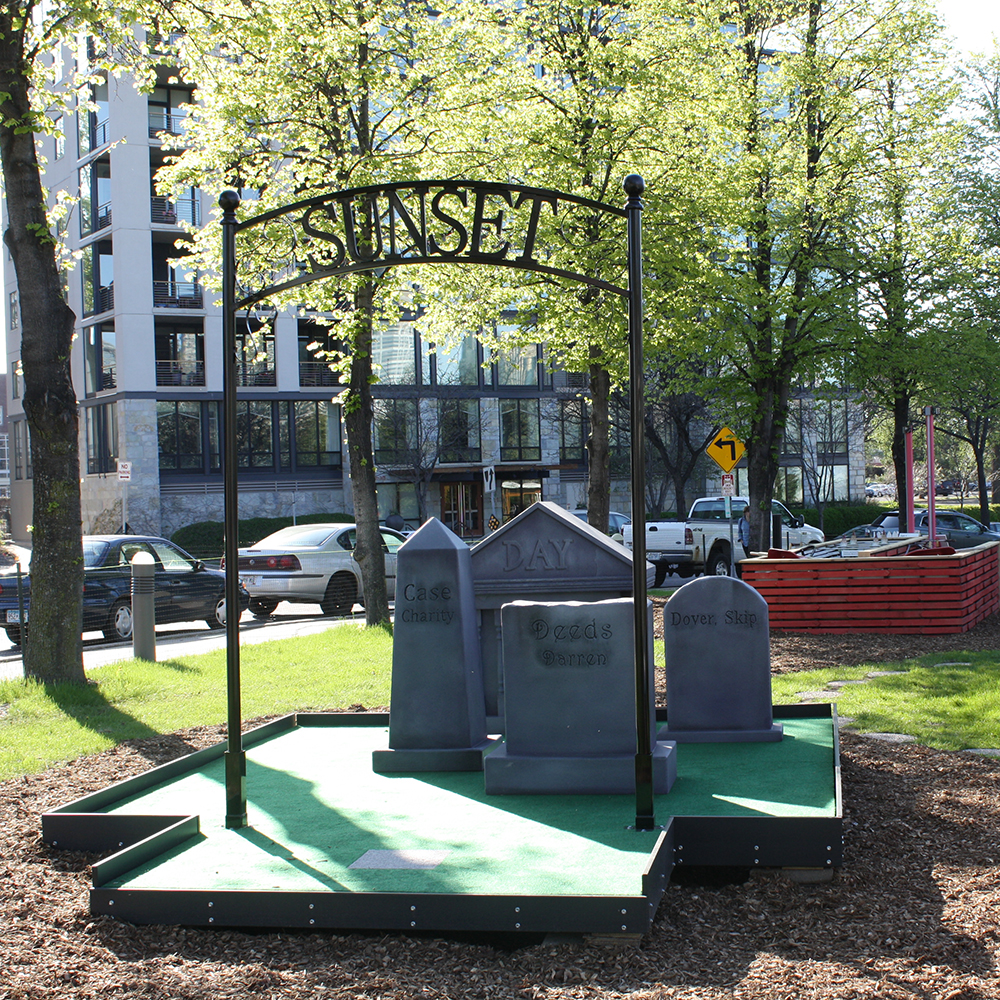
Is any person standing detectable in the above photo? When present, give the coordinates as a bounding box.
[738,506,752,559]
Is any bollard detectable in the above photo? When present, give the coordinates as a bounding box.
[131,551,156,661]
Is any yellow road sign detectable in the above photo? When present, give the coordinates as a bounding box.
[706,427,745,473]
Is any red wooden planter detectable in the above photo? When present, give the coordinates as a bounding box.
[741,541,1000,634]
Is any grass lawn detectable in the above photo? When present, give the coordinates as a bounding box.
[2,626,998,781]
[0,625,392,781]
[771,652,1000,751]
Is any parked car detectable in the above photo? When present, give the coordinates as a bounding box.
[866,510,1000,548]
[232,523,406,618]
[569,510,632,537]
[0,535,248,646]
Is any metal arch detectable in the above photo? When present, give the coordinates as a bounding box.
[229,179,631,310]
[218,175,653,832]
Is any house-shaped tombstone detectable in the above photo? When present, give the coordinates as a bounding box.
[470,501,654,729]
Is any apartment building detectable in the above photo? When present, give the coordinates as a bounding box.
[2,54,613,544]
[3,46,864,546]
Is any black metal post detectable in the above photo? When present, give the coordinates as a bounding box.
[625,174,654,831]
[220,190,247,829]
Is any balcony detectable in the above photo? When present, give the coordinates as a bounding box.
[153,280,203,310]
[95,283,114,314]
[148,110,188,138]
[298,361,341,387]
[151,196,200,226]
[93,202,112,232]
[237,362,276,387]
[89,119,110,150]
[156,360,205,387]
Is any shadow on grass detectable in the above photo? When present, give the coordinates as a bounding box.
[46,678,160,743]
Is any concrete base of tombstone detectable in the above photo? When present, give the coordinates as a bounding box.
[483,740,677,795]
[372,740,496,773]
[659,723,783,744]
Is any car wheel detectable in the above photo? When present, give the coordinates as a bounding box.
[707,549,731,577]
[653,563,668,588]
[677,564,695,579]
[104,599,134,642]
[206,594,227,629]
[249,597,278,619]
[321,573,358,616]
[5,625,22,646]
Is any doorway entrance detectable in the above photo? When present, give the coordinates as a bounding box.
[441,481,482,538]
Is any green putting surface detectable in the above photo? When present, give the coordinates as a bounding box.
[97,718,836,898]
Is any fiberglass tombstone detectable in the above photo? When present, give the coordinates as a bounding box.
[469,502,654,730]
[372,518,492,772]
[483,597,676,794]
[661,576,782,742]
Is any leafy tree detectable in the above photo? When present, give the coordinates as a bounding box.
[695,0,954,549]
[418,0,710,533]
[0,2,153,681]
[159,0,475,626]
[847,10,966,533]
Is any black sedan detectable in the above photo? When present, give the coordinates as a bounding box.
[0,535,249,645]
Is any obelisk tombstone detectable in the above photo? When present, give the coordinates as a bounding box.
[372,518,493,772]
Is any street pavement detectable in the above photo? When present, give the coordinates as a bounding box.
[0,604,370,682]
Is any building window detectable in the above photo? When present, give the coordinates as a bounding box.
[84,322,116,394]
[560,398,588,463]
[79,158,112,236]
[236,400,274,468]
[8,291,18,330]
[12,360,21,399]
[78,79,109,154]
[429,334,481,386]
[782,399,803,456]
[152,245,203,309]
[293,400,342,467]
[235,316,275,385]
[12,420,30,480]
[438,398,481,463]
[372,320,419,384]
[54,115,65,159]
[373,398,417,465]
[157,400,203,470]
[148,85,193,137]
[500,399,540,462]
[86,402,118,474]
[155,322,205,385]
[496,341,540,387]
[501,475,542,521]
[609,396,631,478]
[298,321,342,387]
[82,240,113,316]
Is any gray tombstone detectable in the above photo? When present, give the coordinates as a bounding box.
[483,598,676,794]
[470,502,655,730]
[661,576,782,742]
[372,518,493,772]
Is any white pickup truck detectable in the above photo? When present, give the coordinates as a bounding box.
[623,496,826,582]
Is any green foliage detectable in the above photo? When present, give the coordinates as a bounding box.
[171,512,355,557]
[0,626,393,780]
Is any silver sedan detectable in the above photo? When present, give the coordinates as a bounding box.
[234,523,405,618]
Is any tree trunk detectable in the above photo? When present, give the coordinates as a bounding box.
[586,353,611,534]
[746,379,786,552]
[890,393,910,529]
[0,29,85,683]
[344,279,391,628]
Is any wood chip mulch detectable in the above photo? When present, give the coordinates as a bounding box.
[3,618,1000,999]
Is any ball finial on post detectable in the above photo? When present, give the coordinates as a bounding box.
[623,174,645,199]
[219,190,241,213]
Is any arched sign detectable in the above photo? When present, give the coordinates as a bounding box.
[218,176,654,831]
[227,180,631,309]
